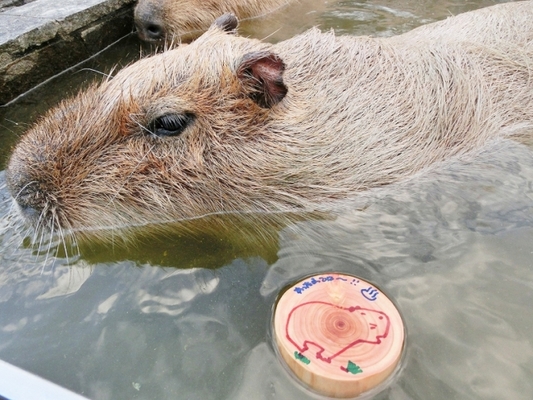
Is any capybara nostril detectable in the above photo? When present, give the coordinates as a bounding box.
[146,23,165,40]
[136,19,166,42]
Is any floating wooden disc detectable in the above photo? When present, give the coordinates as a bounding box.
[274,273,404,398]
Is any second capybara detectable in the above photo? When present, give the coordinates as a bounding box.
[135,0,297,42]
[6,2,533,237]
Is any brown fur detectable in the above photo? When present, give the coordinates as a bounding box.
[6,1,533,237]
[135,0,297,42]
[133,0,509,44]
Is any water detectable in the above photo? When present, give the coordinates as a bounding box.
[0,1,532,399]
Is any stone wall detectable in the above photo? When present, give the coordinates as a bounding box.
[0,0,136,105]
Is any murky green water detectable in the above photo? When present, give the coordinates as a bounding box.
[1,1,532,399]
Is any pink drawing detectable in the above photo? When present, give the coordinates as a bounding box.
[286,301,390,364]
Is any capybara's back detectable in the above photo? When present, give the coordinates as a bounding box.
[6,2,533,236]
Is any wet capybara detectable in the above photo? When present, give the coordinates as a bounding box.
[135,0,297,42]
[6,2,533,236]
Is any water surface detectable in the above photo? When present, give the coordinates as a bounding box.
[1,1,531,399]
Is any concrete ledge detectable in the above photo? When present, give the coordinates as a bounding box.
[0,0,136,105]
[0,358,89,400]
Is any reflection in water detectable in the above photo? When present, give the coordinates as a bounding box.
[261,140,533,399]
[1,1,532,399]
[72,212,313,268]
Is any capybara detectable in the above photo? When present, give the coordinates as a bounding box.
[133,0,509,44]
[135,0,297,42]
[6,2,533,237]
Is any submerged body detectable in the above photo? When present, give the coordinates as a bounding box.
[6,2,533,235]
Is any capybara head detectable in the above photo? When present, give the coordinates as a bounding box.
[134,0,290,42]
[6,14,293,234]
[7,3,533,238]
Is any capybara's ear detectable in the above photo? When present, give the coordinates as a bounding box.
[237,51,287,108]
[212,13,239,34]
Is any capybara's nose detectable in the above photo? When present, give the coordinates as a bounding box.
[6,172,45,222]
[136,18,166,42]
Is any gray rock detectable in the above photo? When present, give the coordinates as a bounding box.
[0,0,136,105]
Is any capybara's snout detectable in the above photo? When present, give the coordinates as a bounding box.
[134,1,166,42]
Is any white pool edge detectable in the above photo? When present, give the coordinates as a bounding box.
[0,359,88,400]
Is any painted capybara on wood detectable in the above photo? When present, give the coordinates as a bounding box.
[6,2,533,236]
[135,0,297,42]
[287,303,390,365]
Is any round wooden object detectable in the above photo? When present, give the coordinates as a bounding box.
[274,273,404,398]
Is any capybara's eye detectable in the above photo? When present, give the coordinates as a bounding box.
[148,113,195,137]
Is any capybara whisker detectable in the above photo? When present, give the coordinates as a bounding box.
[77,68,113,80]
[40,220,56,274]
[56,221,73,266]
[32,213,46,248]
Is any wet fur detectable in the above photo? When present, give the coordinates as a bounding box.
[135,0,296,41]
[6,1,533,238]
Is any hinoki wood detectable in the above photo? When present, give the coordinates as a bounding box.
[274,274,404,398]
